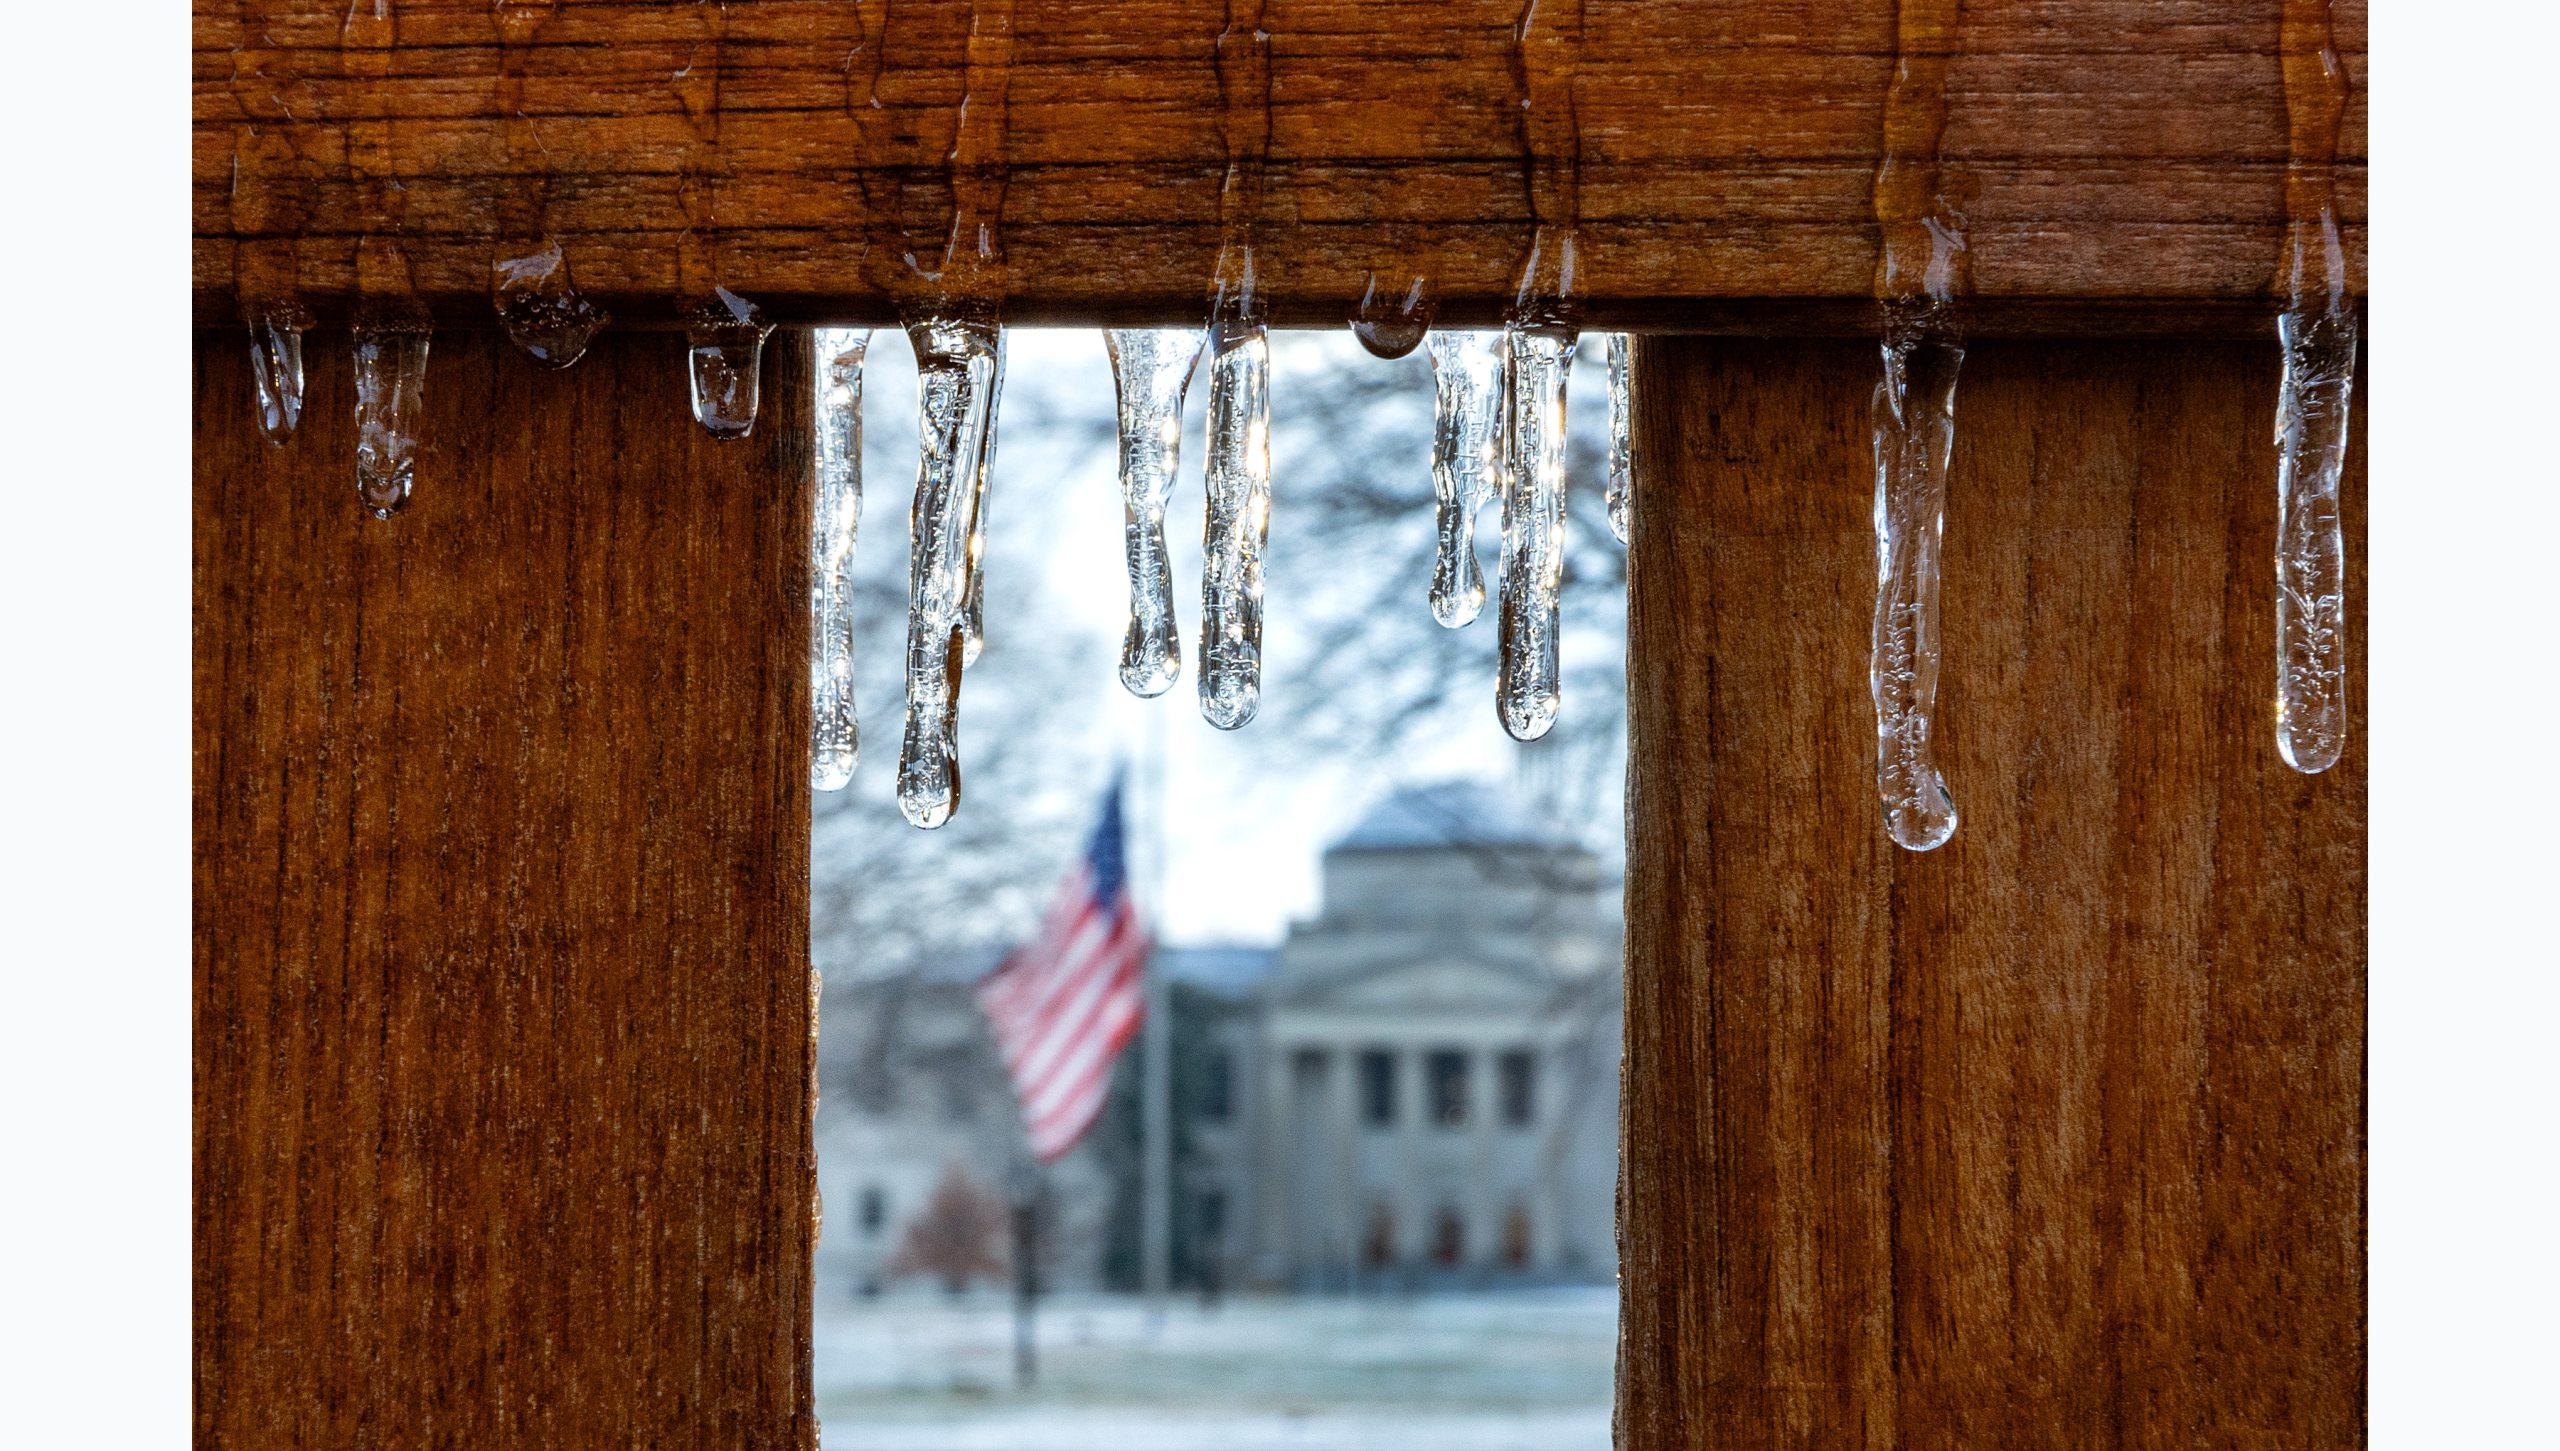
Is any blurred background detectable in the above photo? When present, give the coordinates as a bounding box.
[811,326,1626,1451]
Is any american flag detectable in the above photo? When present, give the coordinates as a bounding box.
[976,780,1152,1162]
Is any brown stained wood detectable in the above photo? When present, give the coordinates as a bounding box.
[197,0,2364,332]
[194,328,818,1448]
[1619,337,2363,1446]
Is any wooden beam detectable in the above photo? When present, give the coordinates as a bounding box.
[194,329,819,1447]
[1618,337,2363,1445]
[196,0,2364,332]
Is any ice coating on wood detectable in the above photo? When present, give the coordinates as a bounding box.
[351,320,429,520]
[1496,327,1575,741]
[245,304,312,446]
[2272,0,2357,774]
[1105,327,1207,697]
[1869,307,1962,851]
[493,242,607,369]
[897,317,1004,828]
[1199,291,1272,731]
[1604,334,1631,543]
[1424,330,1509,628]
[812,329,873,792]
[2272,306,2355,773]
[685,287,775,439]
[1867,0,1966,850]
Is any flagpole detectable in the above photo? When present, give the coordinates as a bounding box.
[1138,707,1173,1320]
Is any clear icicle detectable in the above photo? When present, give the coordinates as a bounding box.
[2273,303,2356,774]
[1424,330,1509,628]
[1604,333,1632,544]
[897,316,1003,828]
[1199,286,1272,731]
[245,302,314,446]
[1105,327,1207,696]
[811,329,872,792]
[351,320,430,520]
[685,287,775,439]
[494,240,607,369]
[1496,324,1576,740]
[1869,306,1962,851]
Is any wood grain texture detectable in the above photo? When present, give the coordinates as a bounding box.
[195,328,818,1448]
[196,0,2364,331]
[1618,337,2363,1446]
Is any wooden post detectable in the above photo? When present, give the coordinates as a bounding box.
[1618,336,2364,1446]
[193,330,818,1447]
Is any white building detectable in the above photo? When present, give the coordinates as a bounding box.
[814,780,1622,1300]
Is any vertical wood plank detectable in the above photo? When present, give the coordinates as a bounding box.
[1619,337,2364,1448]
[194,328,817,1448]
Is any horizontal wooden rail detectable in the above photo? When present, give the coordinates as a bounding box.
[196,0,2363,334]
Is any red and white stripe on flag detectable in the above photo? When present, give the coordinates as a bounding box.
[976,786,1150,1161]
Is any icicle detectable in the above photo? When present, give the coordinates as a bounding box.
[1870,307,1962,851]
[351,318,430,520]
[811,329,872,792]
[685,287,775,439]
[245,303,313,446]
[1424,330,1508,628]
[2272,304,2356,775]
[897,316,1003,828]
[1867,0,1967,850]
[1497,321,1576,741]
[2272,0,2357,774]
[494,241,607,369]
[1351,273,1434,360]
[1198,269,1272,731]
[1105,327,1207,697]
[1604,333,1632,543]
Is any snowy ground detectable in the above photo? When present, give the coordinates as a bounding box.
[815,1287,1616,1451]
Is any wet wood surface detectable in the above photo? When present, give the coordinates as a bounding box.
[194,328,818,1448]
[196,0,2364,332]
[1619,336,2365,1447]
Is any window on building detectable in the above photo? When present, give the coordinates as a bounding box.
[1432,1206,1466,1266]
[1499,1049,1537,1127]
[1428,1049,1471,1128]
[1292,1046,1330,1088]
[858,1185,886,1234]
[1196,1188,1228,1242]
[1359,1048,1398,1127]
[1503,1204,1533,1269]
[1364,1203,1397,1268]
[1199,1047,1234,1122]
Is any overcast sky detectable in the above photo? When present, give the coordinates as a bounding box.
[819,326,1622,949]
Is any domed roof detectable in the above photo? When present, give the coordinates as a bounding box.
[1333,779,1570,852]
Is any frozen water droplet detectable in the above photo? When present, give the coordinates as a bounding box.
[812,329,873,792]
[245,301,314,446]
[2273,303,2355,774]
[897,315,1004,828]
[1496,324,1575,740]
[1105,326,1207,697]
[1199,275,1272,731]
[1350,273,1434,360]
[685,287,774,438]
[1425,330,1508,628]
[352,318,430,520]
[494,241,607,369]
[1869,306,1961,852]
[1604,333,1632,544]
